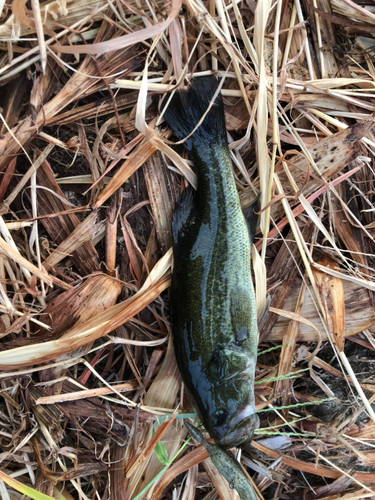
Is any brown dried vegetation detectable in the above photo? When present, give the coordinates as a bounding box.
[1,0,375,499]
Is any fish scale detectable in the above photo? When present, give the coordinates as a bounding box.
[163,75,259,449]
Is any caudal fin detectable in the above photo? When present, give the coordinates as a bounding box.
[161,76,227,151]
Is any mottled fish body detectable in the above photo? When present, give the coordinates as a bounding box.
[163,76,259,448]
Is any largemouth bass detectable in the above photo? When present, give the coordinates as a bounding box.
[163,76,259,449]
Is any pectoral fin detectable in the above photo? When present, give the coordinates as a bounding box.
[230,291,256,348]
[207,345,250,382]
[257,294,270,331]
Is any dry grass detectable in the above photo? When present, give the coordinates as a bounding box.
[1,0,375,498]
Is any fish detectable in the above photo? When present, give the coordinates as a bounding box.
[162,75,259,449]
[185,421,257,500]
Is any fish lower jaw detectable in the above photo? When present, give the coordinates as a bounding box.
[216,412,259,449]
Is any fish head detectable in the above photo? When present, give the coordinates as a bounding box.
[200,344,260,449]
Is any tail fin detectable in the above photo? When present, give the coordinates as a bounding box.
[161,76,227,151]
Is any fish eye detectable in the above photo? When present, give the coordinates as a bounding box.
[213,409,228,426]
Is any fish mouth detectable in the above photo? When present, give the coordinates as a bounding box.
[216,407,259,449]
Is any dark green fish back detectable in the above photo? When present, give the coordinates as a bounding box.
[164,76,259,449]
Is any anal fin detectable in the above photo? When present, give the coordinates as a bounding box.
[243,193,260,246]
[172,187,196,243]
